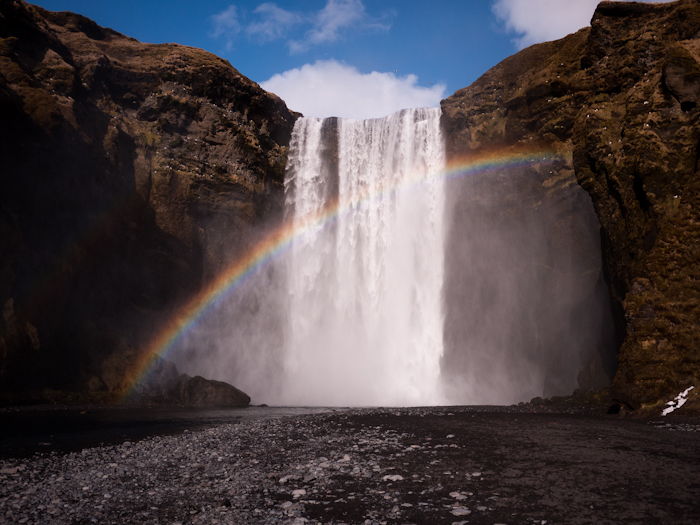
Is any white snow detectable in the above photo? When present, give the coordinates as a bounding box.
[661,386,695,416]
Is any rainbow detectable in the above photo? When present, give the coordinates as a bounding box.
[122,147,561,397]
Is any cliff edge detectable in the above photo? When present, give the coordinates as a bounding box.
[0,0,298,402]
[442,0,700,411]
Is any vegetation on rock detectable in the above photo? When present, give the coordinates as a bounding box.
[2,0,699,413]
[442,0,700,411]
[0,0,297,402]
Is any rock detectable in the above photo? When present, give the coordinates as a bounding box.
[86,375,107,392]
[176,375,250,407]
[442,0,700,409]
[441,26,618,401]
[663,45,700,110]
[577,350,611,391]
[141,358,180,397]
[0,0,298,400]
[2,0,699,409]
[100,341,183,400]
[382,474,403,482]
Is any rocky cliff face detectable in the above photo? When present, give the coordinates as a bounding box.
[3,0,698,412]
[0,0,298,401]
[442,0,700,410]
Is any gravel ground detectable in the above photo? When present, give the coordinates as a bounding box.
[1,406,699,525]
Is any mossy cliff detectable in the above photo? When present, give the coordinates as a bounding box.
[2,0,699,411]
[442,0,700,410]
[0,0,298,400]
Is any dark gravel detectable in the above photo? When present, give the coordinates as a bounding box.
[1,405,699,524]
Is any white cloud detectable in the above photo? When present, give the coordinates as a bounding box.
[260,59,445,119]
[289,0,367,53]
[246,3,302,42]
[493,0,676,50]
[211,1,392,54]
[211,5,240,47]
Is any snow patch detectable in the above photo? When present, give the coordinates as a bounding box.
[661,386,695,416]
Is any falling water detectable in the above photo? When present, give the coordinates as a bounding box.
[170,106,615,406]
[282,108,446,406]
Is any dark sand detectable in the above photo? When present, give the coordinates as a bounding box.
[1,405,699,524]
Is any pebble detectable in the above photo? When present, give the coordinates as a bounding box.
[382,474,404,481]
[0,408,490,524]
[1,404,621,524]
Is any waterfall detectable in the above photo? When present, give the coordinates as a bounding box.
[282,108,446,406]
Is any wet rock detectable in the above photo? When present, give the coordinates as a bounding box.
[382,474,403,482]
[663,45,700,109]
[177,375,250,407]
[0,0,298,400]
[442,0,700,408]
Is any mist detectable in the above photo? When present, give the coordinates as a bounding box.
[442,155,616,404]
[169,108,616,406]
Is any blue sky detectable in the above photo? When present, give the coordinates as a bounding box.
[30,0,672,118]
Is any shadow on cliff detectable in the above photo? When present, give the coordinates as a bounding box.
[0,0,296,405]
[441,150,617,404]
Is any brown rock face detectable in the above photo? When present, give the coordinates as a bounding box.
[0,0,297,399]
[175,375,251,407]
[442,0,700,408]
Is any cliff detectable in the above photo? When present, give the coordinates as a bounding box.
[2,0,699,412]
[0,0,298,402]
[442,0,700,411]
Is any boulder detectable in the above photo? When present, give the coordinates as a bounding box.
[175,374,250,407]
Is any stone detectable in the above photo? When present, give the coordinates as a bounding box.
[0,0,297,401]
[176,375,250,407]
[663,45,700,109]
[441,0,700,410]
[2,0,699,410]
[382,475,404,482]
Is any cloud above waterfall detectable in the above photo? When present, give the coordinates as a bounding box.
[260,60,446,119]
[210,0,393,54]
[210,5,241,51]
[246,3,303,43]
[492,0,676,50]
[288,0,386,54]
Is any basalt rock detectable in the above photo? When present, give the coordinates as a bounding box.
[175,374,251,407]
[0,0,297,400]
[442,0,700,409]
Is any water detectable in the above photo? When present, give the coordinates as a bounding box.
[0,406,338,459]
[171,105,614,407]
[280,108,446,406]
